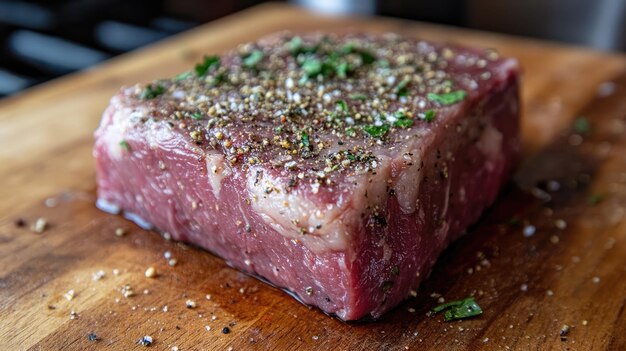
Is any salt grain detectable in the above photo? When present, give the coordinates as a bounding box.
[114,227,126,237]
[145,266,157,278]
[64,289,76,301]
[31,218,48,233]
[523,225,536,237]
[92,270,106,281]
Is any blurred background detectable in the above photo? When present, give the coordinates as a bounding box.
[1,0,625,98]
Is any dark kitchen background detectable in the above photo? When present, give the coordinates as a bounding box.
[1,0,625,98]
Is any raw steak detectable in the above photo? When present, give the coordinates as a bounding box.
[94,32,520,320]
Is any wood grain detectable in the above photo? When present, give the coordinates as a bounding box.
[1,3,625,350]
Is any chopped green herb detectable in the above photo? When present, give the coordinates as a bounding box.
[242,50,263,69]
[211,72,227,87]
[358,50,376,65]
[573,116,590,134]
[345,127,357,137]
[288,36,317,56]
[140,84,165,100]
[432,297,483,321]
[341,43,376,64]
[345,151,357,160]
[191,112,203,120]
[119,140,130,151]
[288,36,303,53]
[336,99,348,112]
[394,78,411,97]
[427,90,467,105]
[588,194,605,205]
[336,61,350,78]
[301,131,310,148]
[173,71,192,81]
[363,124,389,138]
[302,57,322,77]
[393,112,414,128]
[195,55,220,77]
[423,109,436,122]
[350,93,367,100]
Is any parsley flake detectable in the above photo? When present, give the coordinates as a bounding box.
[573,116,590,134]
[140,84,165,100]
[427,90,467,105]
[195,55,220,77]
[173,71,192,81]
[363,124,389,138]
[350,93,367,100]
[423,109,436,122]
[432,297,483,321]
[302,57,322,77]
[119,140,130,151]
[301,131,310,148]
[288,36,317,56]
[394,78,411,97]
[393,112,414,128]
[336,99,348,112]
[242,50,263,69]
[336,61,350,78]
[191,112,203,120]
[345,127,357,137]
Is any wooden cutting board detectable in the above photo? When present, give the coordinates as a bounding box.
[1,4,625,350]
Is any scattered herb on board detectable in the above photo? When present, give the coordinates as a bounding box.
[140,84,165,100]
[242,50,264,69]
[431,297,483,321]
[191,112,203,120]
[588,194,605,205]
[119,140,131,151]
[427,90,467,105]
[573,116,590,134]
[195,55,220,77]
